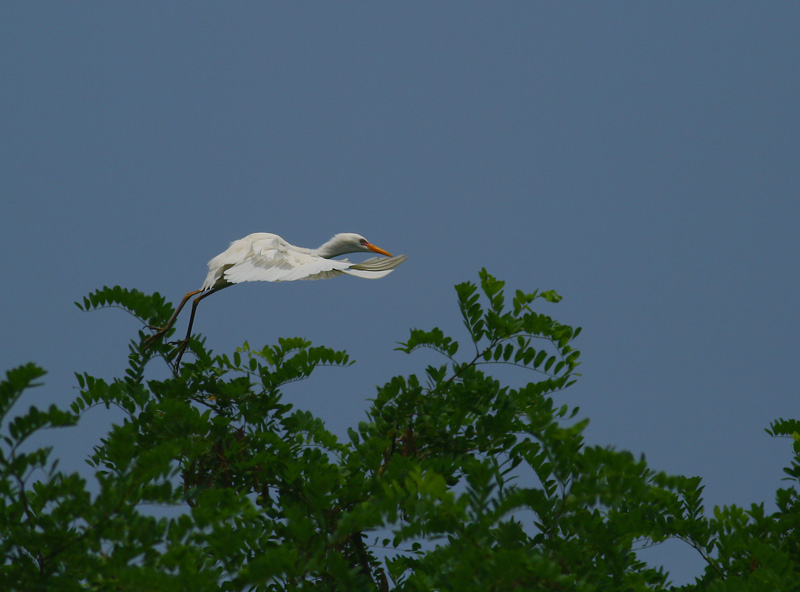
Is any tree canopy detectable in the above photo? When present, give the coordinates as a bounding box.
[2,270,799,590]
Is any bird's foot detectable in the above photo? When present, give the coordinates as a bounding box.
[142,326,173,350]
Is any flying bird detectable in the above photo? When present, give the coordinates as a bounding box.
[145,232,407,367]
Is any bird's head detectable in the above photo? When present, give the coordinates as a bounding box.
[321,233,393,258]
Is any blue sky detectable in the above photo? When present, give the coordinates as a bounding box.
[2,3,799,583]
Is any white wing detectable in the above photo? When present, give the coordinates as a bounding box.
[225,254,350,283]
[202,233,285,290]
[341,255,409,279]
[227,254,409,283]
[309,255,409,280]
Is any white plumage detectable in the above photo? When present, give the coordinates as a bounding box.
[145,232,407,367]
[202,232,406,289]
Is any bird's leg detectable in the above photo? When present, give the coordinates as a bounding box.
[173,287,221,370]
[143,289,204,349]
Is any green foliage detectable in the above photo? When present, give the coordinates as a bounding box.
[1,270,798,590]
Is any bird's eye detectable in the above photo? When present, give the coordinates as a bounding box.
[359,238,368,245]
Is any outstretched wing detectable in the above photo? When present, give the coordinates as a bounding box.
[223,248,348,284]
[202,233,289,289]
[339,255,409,279]
[305,255,409,280]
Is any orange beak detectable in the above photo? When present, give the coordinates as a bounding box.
[366,242,392,257]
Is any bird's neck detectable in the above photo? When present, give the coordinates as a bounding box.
[312,236,353,259]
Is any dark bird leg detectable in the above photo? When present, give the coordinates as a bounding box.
[173,287,223,369]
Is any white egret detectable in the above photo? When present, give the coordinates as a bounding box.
[145,232,407,367]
